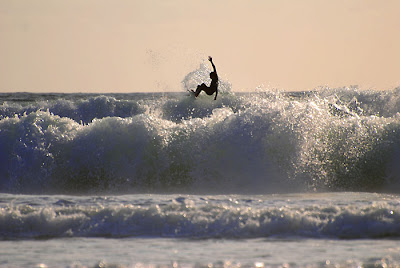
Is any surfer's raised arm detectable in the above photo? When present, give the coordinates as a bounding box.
[208,56,217,74]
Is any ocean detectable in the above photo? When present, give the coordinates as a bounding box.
[1,84,400,267]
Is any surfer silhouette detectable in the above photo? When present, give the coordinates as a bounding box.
[191,56,219,100]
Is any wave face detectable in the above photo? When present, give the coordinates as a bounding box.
[1,86,400,194]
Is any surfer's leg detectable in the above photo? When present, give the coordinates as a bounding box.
[195,83,207,97]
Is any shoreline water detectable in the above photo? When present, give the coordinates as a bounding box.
[1,192,400,267]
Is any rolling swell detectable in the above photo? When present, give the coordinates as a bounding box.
[0,87,400,194]
[1,193,400,239]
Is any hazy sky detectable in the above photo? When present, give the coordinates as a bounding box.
[1,0,399,92]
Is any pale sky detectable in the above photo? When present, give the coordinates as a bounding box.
[1,0,399,92]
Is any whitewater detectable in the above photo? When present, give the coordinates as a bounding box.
[1,68,400,266]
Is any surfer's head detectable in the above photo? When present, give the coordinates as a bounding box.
[210,72,217,80]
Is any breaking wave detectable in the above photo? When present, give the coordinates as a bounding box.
[1,86,400,194]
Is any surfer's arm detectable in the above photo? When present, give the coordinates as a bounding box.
[209,56,217,74]
[214,88,218,100]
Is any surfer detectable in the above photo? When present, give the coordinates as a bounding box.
[192,56,218,100]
